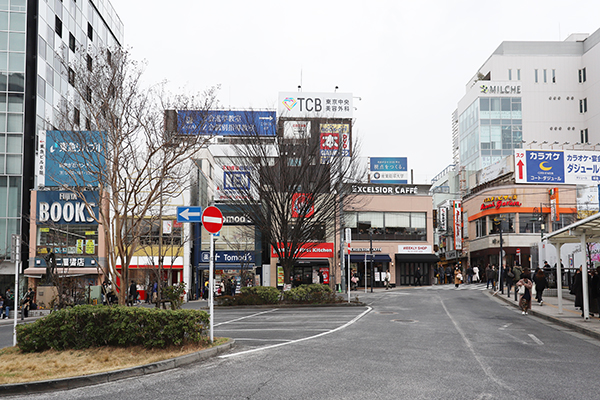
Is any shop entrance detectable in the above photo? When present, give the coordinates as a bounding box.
[396,262,431,286]
[292,260,330,287]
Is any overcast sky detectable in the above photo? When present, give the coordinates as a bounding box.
[112,1,600,184]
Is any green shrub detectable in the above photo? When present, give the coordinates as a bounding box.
[162,282,187,309]
[16,305,209,353]
[216,286,281,306]
[282,284,342,304]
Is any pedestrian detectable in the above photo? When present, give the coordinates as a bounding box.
[466,265,473,284]
[473,265,480,283]
[589,268,599,317]
[512,263,523,300]
[454,265,462,288]
[573,267,584,317]
[505,264,515,298]
[592,267,600,316]
[21,288,34,318]
[445,266,452,285]
[384,270,391,289]
[351,271,358,290]
[486,264,494,289]
[152,281,158,303]
[533,268,548,306]
[414,267,422,286]
[230,278,236,296]
[128,280,137,306]
[516,270,533,315]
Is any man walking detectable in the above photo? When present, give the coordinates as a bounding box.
[414,267,422,286]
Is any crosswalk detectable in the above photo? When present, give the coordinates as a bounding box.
[427,283,490,291]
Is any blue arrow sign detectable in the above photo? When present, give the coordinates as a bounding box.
[177,206,203,223]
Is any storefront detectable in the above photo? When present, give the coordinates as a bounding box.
[271,242,333,288]
[464,185,577,271]
[395,245,440,285]
[198,250,257,295]
[24,190,107,305]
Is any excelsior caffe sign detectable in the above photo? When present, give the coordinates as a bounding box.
[350,184,431,195]
[398,245,432,254]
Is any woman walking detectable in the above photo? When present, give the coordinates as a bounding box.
[533,268,548,306]
[516,270,533,315]
[454,265,463,289]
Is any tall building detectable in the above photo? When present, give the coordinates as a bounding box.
[456,29,600,182]
[0,0,123,289]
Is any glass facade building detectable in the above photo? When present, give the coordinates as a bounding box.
[0,0,122,281]
[459,97,522,174]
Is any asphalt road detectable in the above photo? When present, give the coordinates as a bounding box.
[6,284,600,399]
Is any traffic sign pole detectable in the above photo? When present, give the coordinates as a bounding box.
[209,233,214,343]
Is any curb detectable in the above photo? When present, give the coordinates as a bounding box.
[0,339,235,396]
[489,291,600,342]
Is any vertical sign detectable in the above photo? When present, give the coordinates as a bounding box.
[453,201,462,250]
[439,207,447,232]
[549,187,560,222]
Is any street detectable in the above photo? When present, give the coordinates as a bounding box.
[5,284,600,399]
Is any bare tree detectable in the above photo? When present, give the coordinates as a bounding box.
[214,115,365,286]
[47,46,218,304]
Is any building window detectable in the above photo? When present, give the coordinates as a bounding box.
[86,54,92,72]
[534,69,538,83]
[85,118,91,130]
[85,86,92,102]
[579,68,586,83]
[55,16,62,38]
[519,213,544,234]
[552,69,556,83]
[517,69,521,80]
[543,69,547,83]
[580,98,588,114]
[508,69,512,80]
[68,67,75,86]
[74,107,80,126]
[87,23,93,41]
[489,214,515,234]
[69,32,75,52]
[37,225,99,257]
[475,217,487,238]
[346,211,427,241]
[581,128,588,143]
[552,214,576,232]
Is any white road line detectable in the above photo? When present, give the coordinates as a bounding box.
[528,334,544,345]
[219,306,372,359]
[213,309,278,327]
[499,323,512,330]
[232,338,292,342]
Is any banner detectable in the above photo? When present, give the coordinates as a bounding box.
[453,201,462,250]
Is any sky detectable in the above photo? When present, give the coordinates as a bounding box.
[111,0,600,184]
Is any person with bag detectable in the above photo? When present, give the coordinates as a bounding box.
[516,270,533,315]
[533,268,548,306]
[454,265,462,289]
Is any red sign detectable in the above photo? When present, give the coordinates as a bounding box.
[291,193,314,218]
[516,248,521,254]
[319,267,330,284]
[202,206,223,233]
[271,242,334,258]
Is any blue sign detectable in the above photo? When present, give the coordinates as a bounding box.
[43,130,105,187]
[369,157,408,184]
[200,251,255,264]
[177,110,276,136]
[37,191,99,225]
[177,206,203,223]
[525,150,564,183]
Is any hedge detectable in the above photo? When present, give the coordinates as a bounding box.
[282,284,342,304]
[16,305,210,353]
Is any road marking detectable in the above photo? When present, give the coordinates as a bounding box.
[499,323,512,330]
[528,334,544,345]
[213,309,278,327]
[440,299,511,391]
[219,306,372,359]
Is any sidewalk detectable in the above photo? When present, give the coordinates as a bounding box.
[487,287,600,341]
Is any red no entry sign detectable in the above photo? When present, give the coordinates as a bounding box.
[202,206,223,233]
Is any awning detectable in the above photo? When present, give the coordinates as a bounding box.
[395,254,440,263]
[348,254,392,263]
[198,264,256,271]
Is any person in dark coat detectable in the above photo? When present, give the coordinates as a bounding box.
[486,264,495,290]
[573,267,584,316]
[128,281,137,306]
[445,266,452,284]
[504,265,515,297]
[592,267,600,316]
[533,268,548,306]
[414,267,422,286]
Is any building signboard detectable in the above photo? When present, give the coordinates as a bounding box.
[283,121,311,139]
[349,184,431,195]
[549,188,559,222]
[515,149,600,184]
[271,242,334,258]
[37,130,105,187]
[453,200,462,251]
[369,157,408,184]
[576,184,599,219]
[200,251,255,264]
[439,207,447,232]
[480,195,522,211]
[398,245,432,254]
[36,191,99,225]
[178,110,276,136]
[319,123,351,163]
[278,92,353,119]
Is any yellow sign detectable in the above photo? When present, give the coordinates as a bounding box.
[85,239,95,254]
[484,195,518,203]
[85,231,96,236]
[76,239,84,254]
[40,228,50,232]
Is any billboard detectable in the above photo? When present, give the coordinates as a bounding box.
[453,201,462,251]
[515,149,600,184]
[278,92,353,119]
[37,130,105,187]
[37,191,99,225]
[177,110,276,136]
[215,165,255,201]
[369,157,408,184]
[283,121,311,139]
[319,123,351,163]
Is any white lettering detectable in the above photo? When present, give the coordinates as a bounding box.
[50,203,61,222]
[63,202,74,222]
[39,202,49,222]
